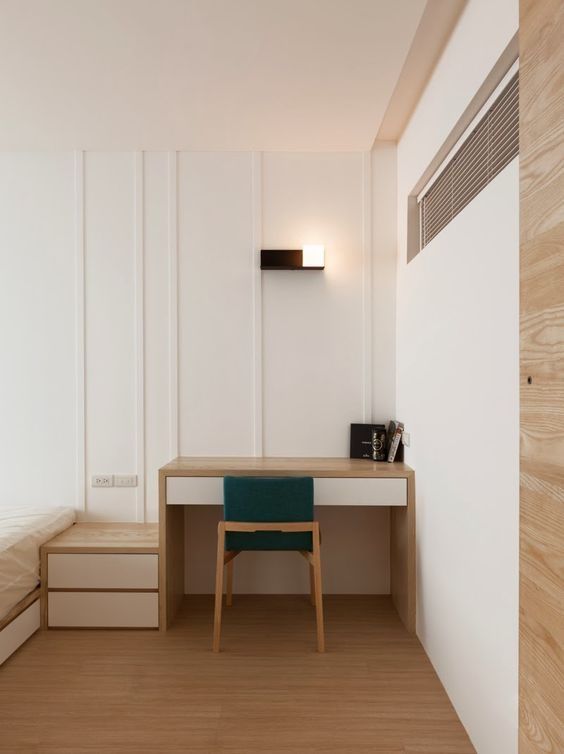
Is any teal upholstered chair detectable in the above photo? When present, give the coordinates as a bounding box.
[213,476,324,653]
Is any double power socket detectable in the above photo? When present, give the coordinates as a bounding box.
[91,474,137,488]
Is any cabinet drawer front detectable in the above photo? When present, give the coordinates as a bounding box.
[48,554,158,589]
[167,476,406,506]
[48,592,158,628]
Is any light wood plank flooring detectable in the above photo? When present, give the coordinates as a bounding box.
[0,596,475,753]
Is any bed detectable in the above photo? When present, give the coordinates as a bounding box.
[0,506,75,664]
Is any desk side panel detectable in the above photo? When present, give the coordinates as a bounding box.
[159,470,185,630]
[391,475,416,632]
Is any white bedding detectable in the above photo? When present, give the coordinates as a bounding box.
[0,506,75,620]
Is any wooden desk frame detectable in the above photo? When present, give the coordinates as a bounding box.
[159,457,416,633]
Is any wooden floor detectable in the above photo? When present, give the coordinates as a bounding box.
[0,596,475,753]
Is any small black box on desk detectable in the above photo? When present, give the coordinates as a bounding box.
[350,423,387,461]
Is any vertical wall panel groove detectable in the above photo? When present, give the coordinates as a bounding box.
[362,151,373,423]
[168,151,179,458]
[134,152,146,522]
[251,151,263,456]
[74,150,86,514]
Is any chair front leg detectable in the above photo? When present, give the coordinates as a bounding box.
[213,522,226,652]
[312,522,325,653]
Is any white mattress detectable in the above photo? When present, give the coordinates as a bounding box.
[0,506,75,620]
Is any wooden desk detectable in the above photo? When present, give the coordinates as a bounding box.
[159,457,416,633]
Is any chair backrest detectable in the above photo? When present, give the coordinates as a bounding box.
[223,476,314,551]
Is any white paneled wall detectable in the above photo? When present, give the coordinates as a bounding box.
[262,153,366,457]
[0,153,76,509]
[84,152,138,521]
[178,152,255,457]
[0,149,396,590]
[143,152,173,525]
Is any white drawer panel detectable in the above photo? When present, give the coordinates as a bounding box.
[48,554,158,589]
[48,592,158,628]
[167,476,406,507]
[168,476,223,505]
[0,600,40,665]
[314,478,406,506]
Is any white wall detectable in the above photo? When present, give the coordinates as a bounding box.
[262,152,365,457]
[178,152,255,457]
[395,1,519,752]
[0,154,76,509]
[0,149,397,593]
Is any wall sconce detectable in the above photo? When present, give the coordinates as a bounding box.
[260,245,325,270]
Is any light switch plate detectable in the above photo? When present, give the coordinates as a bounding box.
[114,474,138,487]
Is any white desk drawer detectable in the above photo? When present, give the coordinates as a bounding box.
[167,476,406,507]
[48,592,158,628]
[48,554,158,589]
[313,477,406,506]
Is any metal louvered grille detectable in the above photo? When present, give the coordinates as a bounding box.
[420,71,519,249]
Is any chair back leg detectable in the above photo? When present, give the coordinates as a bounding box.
[226,559,234,606]
[213,522,226,652]
[309,563,316,606]
[312,522,325,652]
[214,520,324,653]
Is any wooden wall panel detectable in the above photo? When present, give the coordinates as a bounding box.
[519,0,564,750]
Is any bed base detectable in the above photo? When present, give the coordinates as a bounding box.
[0,587,40,665]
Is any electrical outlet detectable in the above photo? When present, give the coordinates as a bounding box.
[114,474,138,488]
[92,474,113,487]
[402,432,411,447]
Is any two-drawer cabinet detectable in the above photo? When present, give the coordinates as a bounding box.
[40,524,159,629]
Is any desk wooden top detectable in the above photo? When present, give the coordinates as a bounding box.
[160,457,414,479]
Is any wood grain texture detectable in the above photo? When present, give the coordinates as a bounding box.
[161,456,414,479]
[42,523,159,552]
[520,0,564,247]
[391,474,416,632]
[519,0,564,750]
[159,468,185,630]
[41,524,159,630]
[213,521,325,652]
[40,545,48,629]
[159,458,416,635]
[0,595,474,753]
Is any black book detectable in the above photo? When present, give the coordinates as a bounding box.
[350,423,387,461]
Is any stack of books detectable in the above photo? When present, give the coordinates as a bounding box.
[386,420,404,463]
[350,421,404,462]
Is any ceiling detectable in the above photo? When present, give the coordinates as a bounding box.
[0,0,462,151]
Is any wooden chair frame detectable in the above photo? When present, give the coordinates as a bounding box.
[213,520,324,653]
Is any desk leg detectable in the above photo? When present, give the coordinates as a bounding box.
[159,472,185,631]
[390,474,416,633]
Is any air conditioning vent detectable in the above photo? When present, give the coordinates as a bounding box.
[420,71,519,249]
